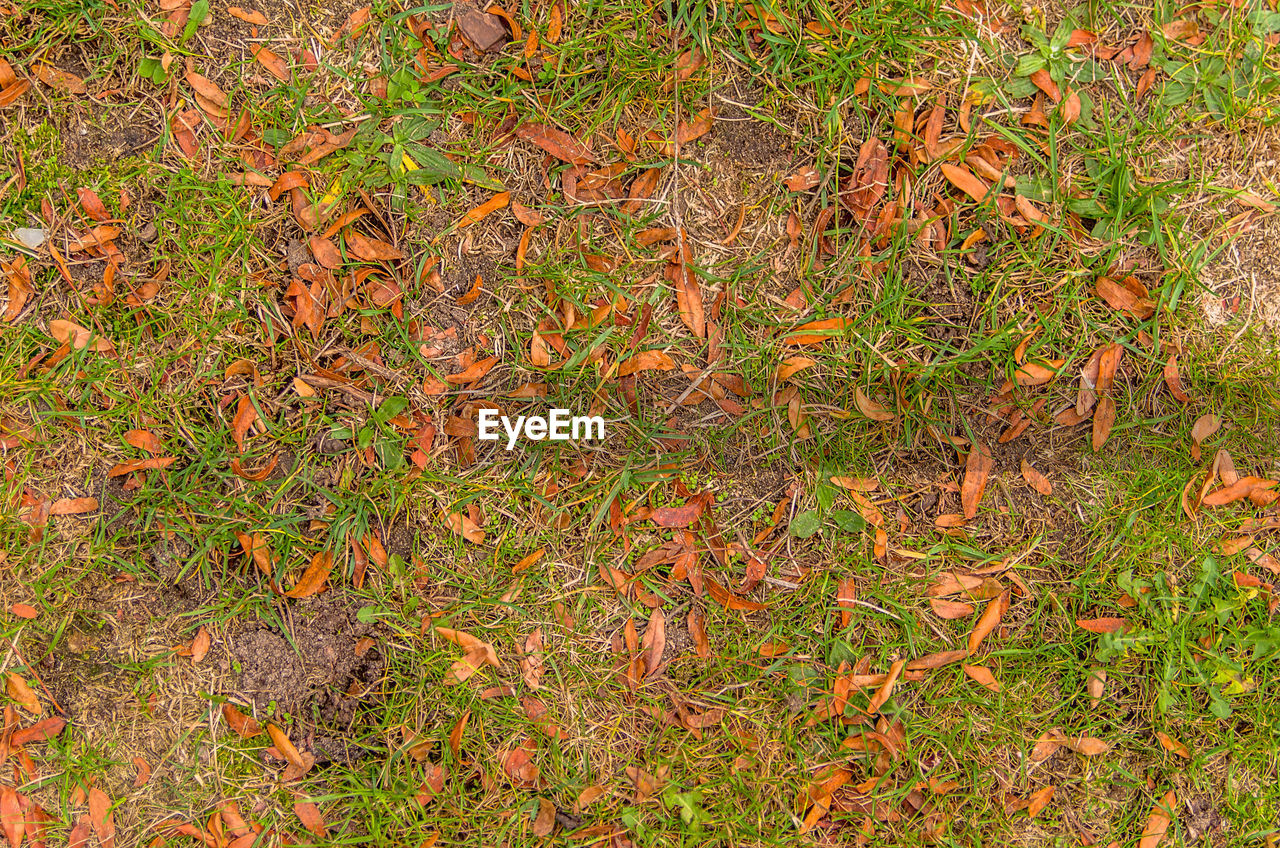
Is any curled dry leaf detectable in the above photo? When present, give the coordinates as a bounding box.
[266,723,310,771]
[1190,413,1221,462]
[50,319,115,352]
[285,551,333,598]
[515,122,594,164]
[124,429,164,454]
[940,162,992,204]
[1092,395,1116,450]
[618,350,675,377]
[1026,786,1054,818]
[11,717,67,746]
[1163,354,1189,402]
[930,598,975,619]
[227,6,269,25]
[458,191,510,228]
[1097,275,1156,319]
[854,387,896,422]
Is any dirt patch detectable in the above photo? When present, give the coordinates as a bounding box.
[228,599,385,733]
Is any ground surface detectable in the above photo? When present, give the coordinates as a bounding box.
[2,0,1280,845]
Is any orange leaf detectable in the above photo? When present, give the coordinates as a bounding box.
[930,598,974,619]
[10,603,39,620]
[444,511,485,543]
[1026,785,1054,818]
[1190,413,1220,461]
[1156,731,1190,759]
[124,429,164,454]
[49,318,114,352]
[1020,458,1053,495]
[458,191,510,228]
[783,317,851,345]
[1092,395,1116,450]
[345,230,403,261]
[88,788,115,848]
[11,717,66,746]
[676,107,715,145]
[186,72,229,109]
[774,356,816,383]
[1076,617,1126,634]
[190,625,211,663]
[967,590,1008,655]
[1139,791,1176,848]
[107,456,176,477]
[267,723,311,773]
[1163,354,1190,403]
[962,663,1001,692]
[7,673,40,713]
[49,496,98,515]
[131,757,152,788]
[228,6,269,24]
[940,162,992,204]
[293,802,327,840]
[1097,275,1155,319]
[960,441,993,520]
[222,703,262,738]
[33,63,86,94]
[853,387,895,422]
[252,45,290,81]
[515,122,594,164]
[618,350,675,377]
[446,355,499,385]
[1,786,24,848]
[285,551,333,598]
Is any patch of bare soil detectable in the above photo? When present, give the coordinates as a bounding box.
[228,598,385,759]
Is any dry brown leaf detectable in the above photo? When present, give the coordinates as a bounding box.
[33,63,86,94]
[516,122,594,164]
[294,801,328,840]
[1190,413,1221,461]
[1027,786,1054,818]
[1020,457,1053,495]
[940,162,992,204]
[1139,791,1176,848]
[285,551,333,598]
[1163,354,1190,402]
[228,6,269,24]
[962,663,1001,692]
[1096,275,1155,319]
[266,723,311,774]
[190,625,211,663]
[131,757,152,788]
[222,703,262,737]
[930,598,975,619]
[123,429,164,454]
[7,673,40,713]
[1076,617,1126,634]
[618,350,675,377]
[88,788,115,848]
[967,590,1008,655]
[444,511,485,543]
[458,191,510,228]
[960,441,994,520]
[1092,395,1116,450]
[854,387,896,422]
[1156,731,1190,759]
[49,318,114,352]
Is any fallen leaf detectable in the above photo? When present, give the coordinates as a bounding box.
[1092,395,1116,449]
[10,603,38,620]
[532,798,556,837]
[1020,458,1053,495]
[940,162,992,204]
[124,429,164,454]
[1097,275,1155,319]
[1190,414,1221,461]
[228,6,269,24]
[7,673,40,713]
[516,122,594,164]
[252,45,290,81]
[285,551,333,598]
[107,456,176,477]
[88,788,115,848]
[447,356,500,385]
[186,71,229,110]
[1163,355,1190,403]
[222,703,262,738]
[458,192,510,228]
[49,497,98,515]
[930,599,975,619]
[967,591,1008,655]
[444,511,485,543]
[1139,791,1176,848]
[190,625,211,663]
[49,318,114,352]
[132,757,152,788]
[1156,731,1190,759]
[11,717,66,746]
[1027,786,1054,818]
[1076,617,1126,634]
[266,723,309,772]
[33,63,86,94]
[960,441,994,520]
[618,350,676,377]
[294,801,327,840]
[854,387,895,422]
[963,663,1001,692]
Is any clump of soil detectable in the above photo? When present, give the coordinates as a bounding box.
[229,600,384,732]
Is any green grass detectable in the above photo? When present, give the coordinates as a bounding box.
[2,0,1280,843]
